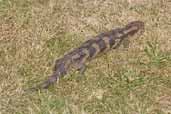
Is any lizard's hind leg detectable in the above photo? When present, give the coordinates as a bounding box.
[77,62,87,74]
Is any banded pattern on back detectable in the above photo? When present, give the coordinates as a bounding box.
[29,21,144,91]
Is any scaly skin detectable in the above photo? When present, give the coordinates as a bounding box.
[30,21,144,91]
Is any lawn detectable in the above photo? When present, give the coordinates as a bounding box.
[0,0,171,114]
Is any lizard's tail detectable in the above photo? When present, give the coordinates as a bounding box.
[24,73,58,92]
[40,74,57,89]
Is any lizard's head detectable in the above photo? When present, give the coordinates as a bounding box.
[124,21,144,36]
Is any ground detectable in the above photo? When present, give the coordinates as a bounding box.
[0,0,171,114]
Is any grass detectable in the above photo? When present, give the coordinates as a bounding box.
[0,0,171,114]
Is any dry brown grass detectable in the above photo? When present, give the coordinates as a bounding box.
[0,0,171,114]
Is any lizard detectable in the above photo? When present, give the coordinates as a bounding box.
[29,21,144,91]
